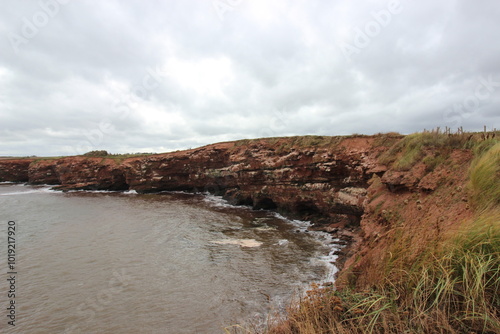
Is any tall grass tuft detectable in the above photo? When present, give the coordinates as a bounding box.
[265,214,499,333]
[405,211,500,333]
[379,131,471,170]
[469,141,500,210]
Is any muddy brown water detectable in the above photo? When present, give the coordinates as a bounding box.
[0,184,337,333]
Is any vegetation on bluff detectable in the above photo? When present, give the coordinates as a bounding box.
[234,133,403,151]
[249,131,500,334]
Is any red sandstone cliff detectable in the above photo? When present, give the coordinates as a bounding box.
[120,136,387,227]
[0,158,35,182]
[336,148,475,288]
[1,136,395,228]
[2,133,485,289]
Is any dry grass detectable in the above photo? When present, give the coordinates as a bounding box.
[234,133,404,156]
[469,141,500,210]
[234,136,346,150]
[260,132,500,334]
[378,131,474,171]
[263,212,499,333]
[405,211,500,333]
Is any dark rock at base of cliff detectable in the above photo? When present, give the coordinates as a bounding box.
[0,159,34,182]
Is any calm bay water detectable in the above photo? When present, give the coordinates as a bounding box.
[0,184,336,333]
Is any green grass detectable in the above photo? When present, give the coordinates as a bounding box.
[103,153,157,163]
[29,153,157,165]
[379,131,474,171]
[408,211,500,333]
[30,156,67,164]
[263,213,500,333]
[234,135,346,149]
[422,154,447,172]
[261,131,500,334]
[274,136,346,153]
[469,141,500,210]
[372,132,404,149]
[232,135,351,156]
[232,134,406,157]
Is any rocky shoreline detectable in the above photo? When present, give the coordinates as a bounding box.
[0,135,391,222]
[2,133,477,287]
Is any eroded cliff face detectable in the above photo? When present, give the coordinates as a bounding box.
[27,157,127,190]
[0,136,391,228]
[134,137,395,229]
[0,158,35,182]
[336,149,475,288]
[4,134,476,288]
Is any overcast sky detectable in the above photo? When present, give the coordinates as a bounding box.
[1,0,499,156]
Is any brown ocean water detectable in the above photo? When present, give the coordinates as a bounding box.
[0,184,337,333]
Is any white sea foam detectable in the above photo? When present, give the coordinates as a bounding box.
[254,225,277,231]
[0,185,57,196]
[65,189,138,195]
[271,212,312,232]
[270,211,345,285]
[211,238,263,247]
[78,189,112,193]
[0,185,141,196]
[316,252,340,283]
[202,193,252,210]
[276,239,289,246]
[202,193,344,284]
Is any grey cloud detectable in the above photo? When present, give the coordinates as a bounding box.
[0,0,499,156]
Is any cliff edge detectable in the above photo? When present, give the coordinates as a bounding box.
[2,132,499,333]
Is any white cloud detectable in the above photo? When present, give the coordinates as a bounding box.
[166,56,234,98]
[0,0,499,156]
